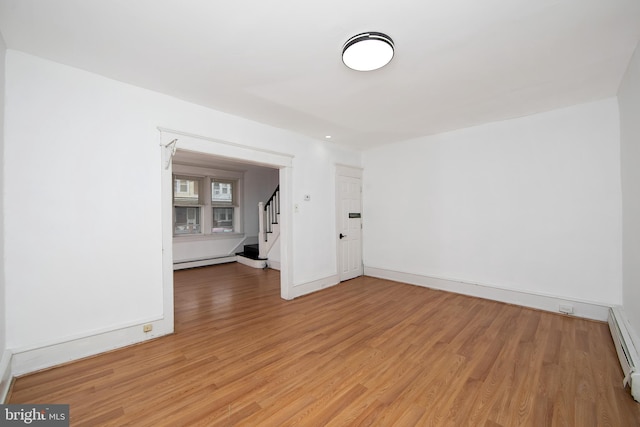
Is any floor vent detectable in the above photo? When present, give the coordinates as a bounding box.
[608,306,640,402]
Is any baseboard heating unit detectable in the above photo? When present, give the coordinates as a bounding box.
[608,306,640,402]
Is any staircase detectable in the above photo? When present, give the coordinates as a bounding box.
[258,186,280,259]
[236,185,280,268]
[236,243,261,259]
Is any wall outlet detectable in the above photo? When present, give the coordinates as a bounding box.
[558,304,574,315]
[143,324,153,333]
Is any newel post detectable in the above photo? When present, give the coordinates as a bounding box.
[258,202,266,258]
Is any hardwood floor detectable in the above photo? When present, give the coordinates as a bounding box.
[8,263,640,426]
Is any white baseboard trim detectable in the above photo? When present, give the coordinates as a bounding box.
[11,318,173,377]
[291,274,340,299]
[236,256,268,269]
[173,256,237,270]
[1,349,12,403]
[364,266,610,321]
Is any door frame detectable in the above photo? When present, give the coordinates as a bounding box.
[160,128,295,336]
[335,164,364,281]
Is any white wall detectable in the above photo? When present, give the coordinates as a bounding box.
[4,50,360,352]
[618,42,640,338]
[363,98,622,306]
[292,143,345,281]
[173,236,244,264]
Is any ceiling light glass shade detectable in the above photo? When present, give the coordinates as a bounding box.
[342,32,394,71]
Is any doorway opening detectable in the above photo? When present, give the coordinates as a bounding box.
[159,129,294,335]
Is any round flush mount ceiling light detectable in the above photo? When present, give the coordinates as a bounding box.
[342,32,394,71]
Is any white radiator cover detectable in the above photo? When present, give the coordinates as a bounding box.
[608,306,640,402]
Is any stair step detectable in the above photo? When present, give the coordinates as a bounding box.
[244,243,258,252]
[236,251,266,261]
[237,244,265,260]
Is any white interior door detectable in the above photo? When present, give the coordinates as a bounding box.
[337,168,363,281]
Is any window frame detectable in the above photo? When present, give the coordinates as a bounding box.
[174,205,202,235]
[212,206,235,232]
[173,175,203,235]
[211,178,237,206]
[178,179,189,193]
[172,164,244,239]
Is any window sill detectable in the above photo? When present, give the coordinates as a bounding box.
[173,233,245,242]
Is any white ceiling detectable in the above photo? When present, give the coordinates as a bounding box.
[1,0,639,150]
[173,149,276,172]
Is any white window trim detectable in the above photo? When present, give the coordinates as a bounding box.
[172,164,244,240]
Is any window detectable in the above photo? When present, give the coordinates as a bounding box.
[177,180,189,193]
[173,177,201,206]
[173,176,203,235]
[211,179,237,233]
[212,182,232,202]
[173,172,241,236]
[212,207,234,232]
[212,180,234,203]
[174,207,201,235]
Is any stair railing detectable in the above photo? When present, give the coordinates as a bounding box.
[258,186,280,258]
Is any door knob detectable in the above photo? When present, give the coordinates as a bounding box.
[339,233,347,239]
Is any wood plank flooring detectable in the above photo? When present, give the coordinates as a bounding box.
[8,263,640,426]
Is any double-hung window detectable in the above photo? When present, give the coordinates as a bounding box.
[173,170,241,237]
[173,176,203,235]
[211,179,237,233]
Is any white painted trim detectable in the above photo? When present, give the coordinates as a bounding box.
[335,164,364,178]
[11,314,164,355]
[158,128,294,167]
[173,256,237,270]
[160,131,176,353]
[335,163,364,173]
[279,166,293,300]
[11,319,172,377]
[173,233,245,243]
[160,128,293,302]
[236,256,267,269]
[172,163,245,179]
[291,274,340,299]
[0,350,12,403]
[364,266,610,321]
